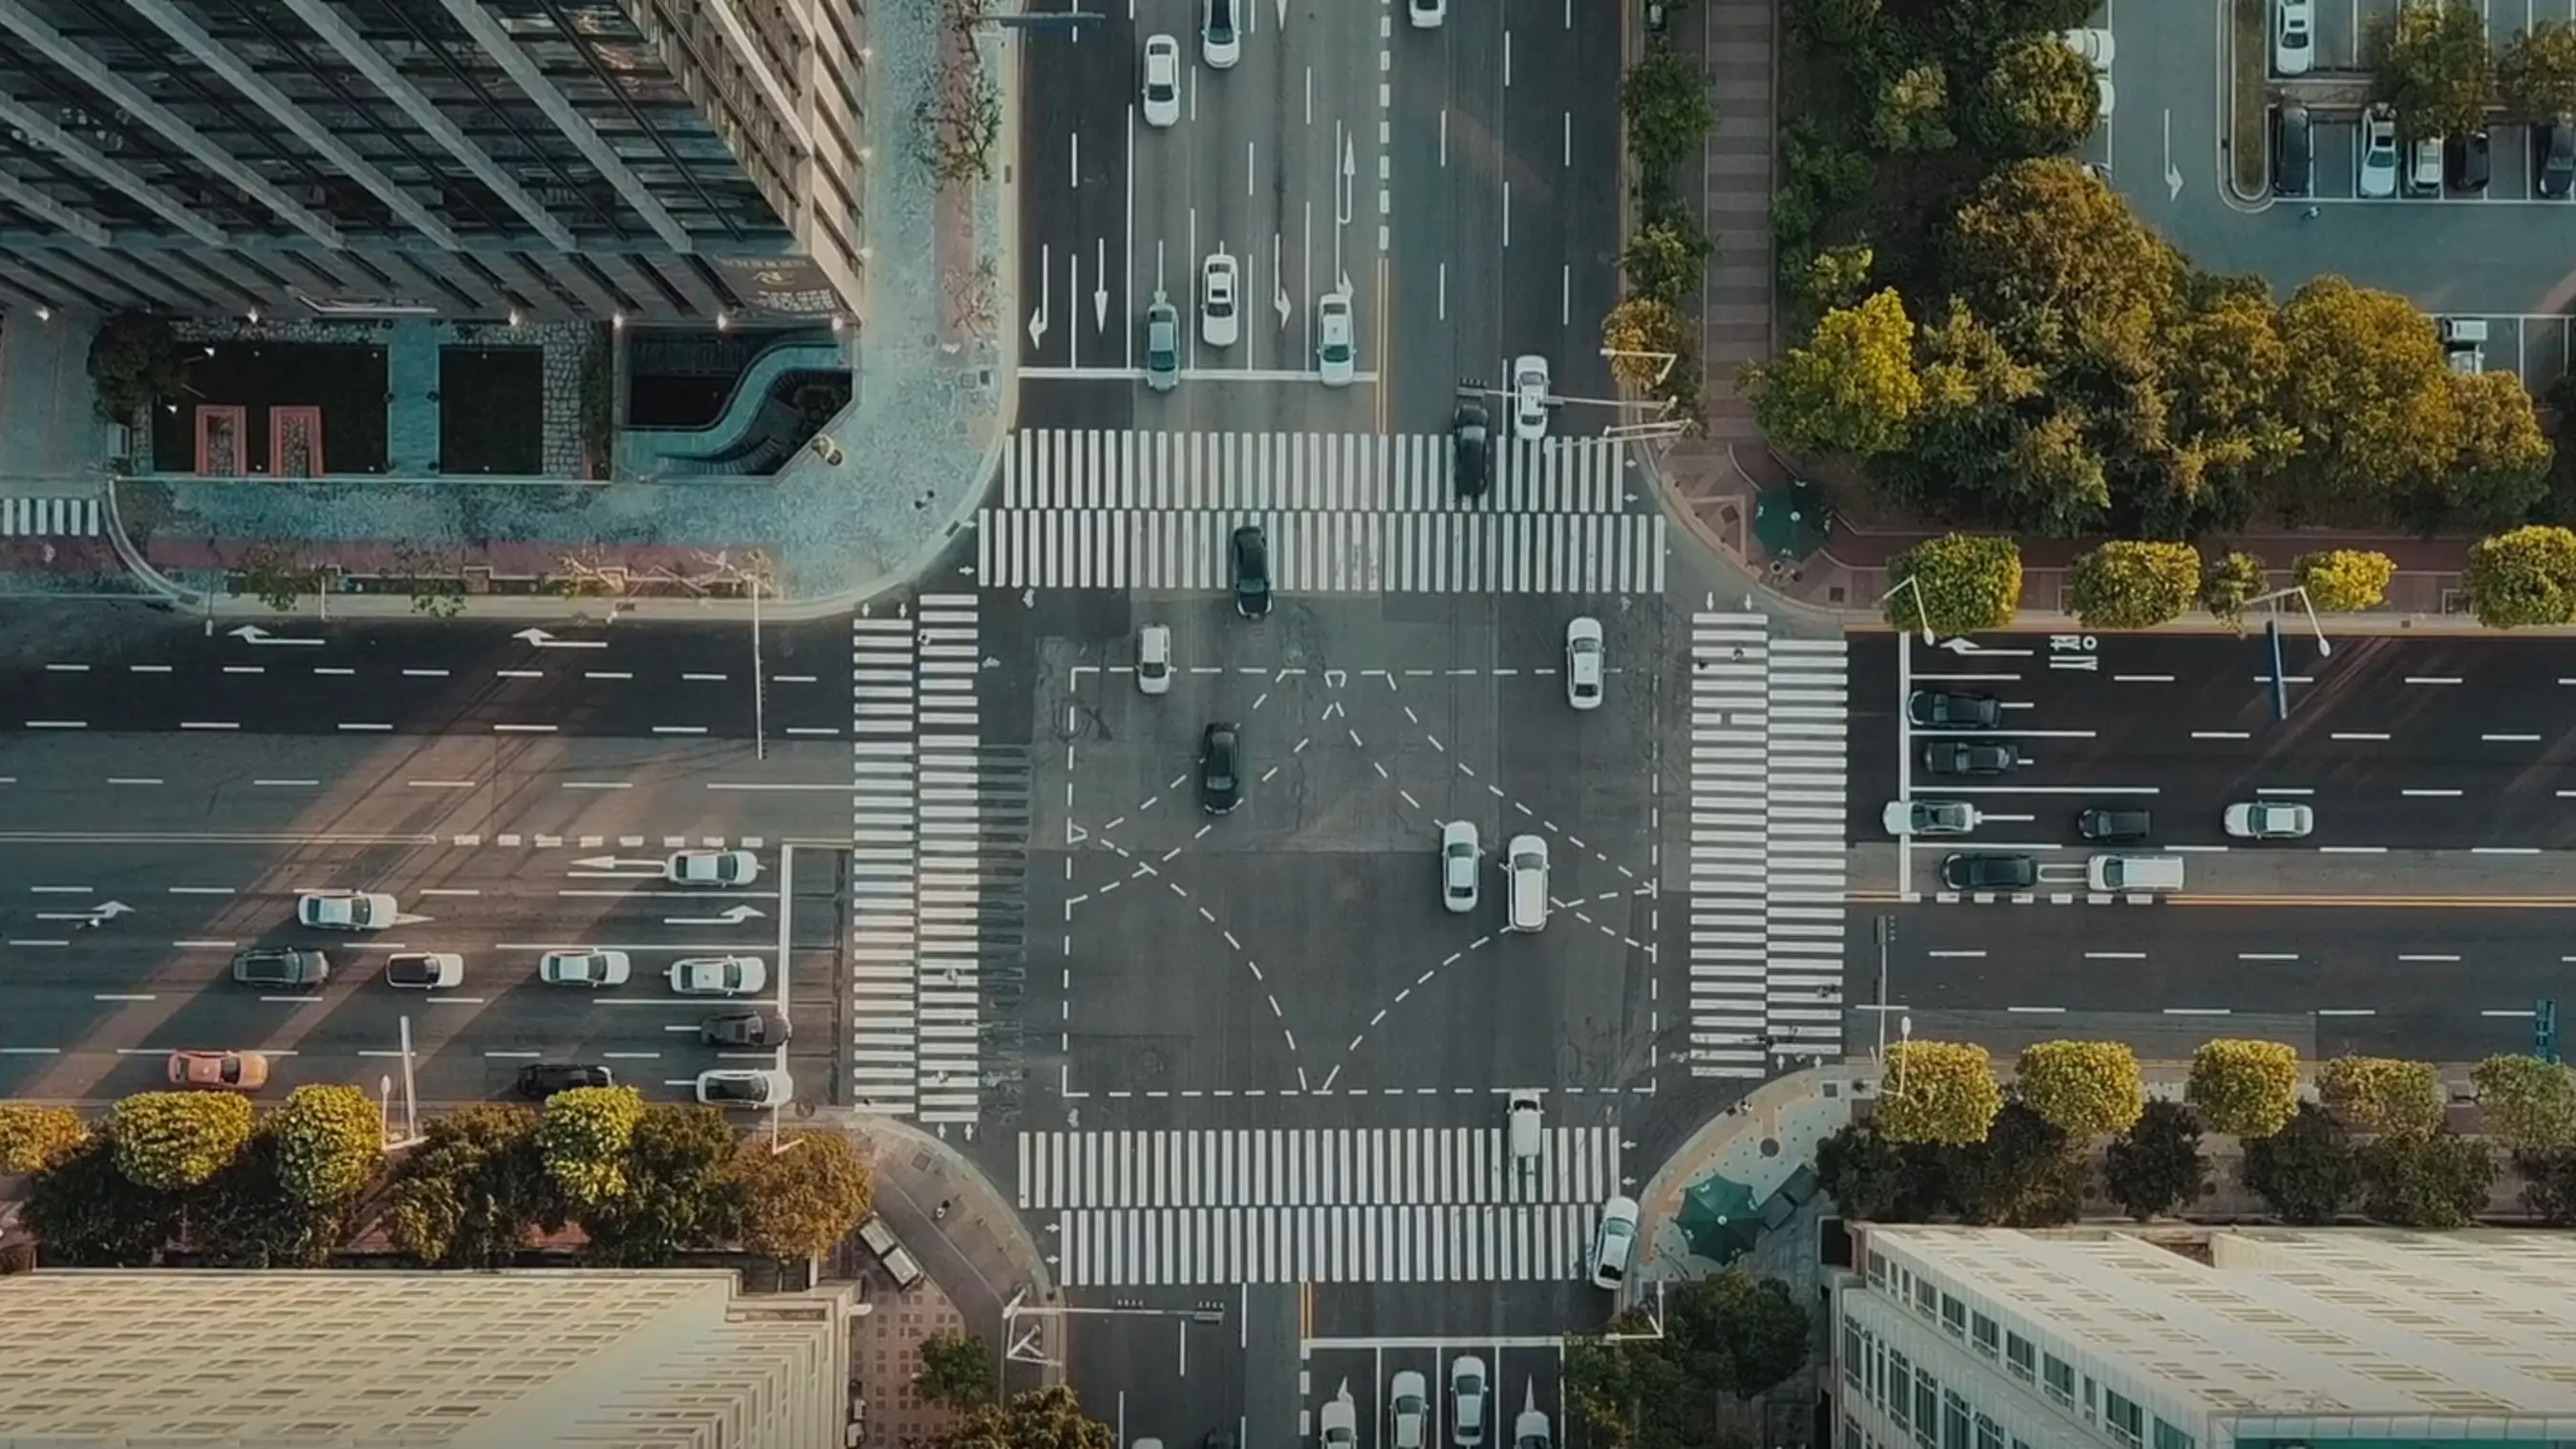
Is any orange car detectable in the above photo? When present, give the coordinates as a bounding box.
[166,1051,270,1090]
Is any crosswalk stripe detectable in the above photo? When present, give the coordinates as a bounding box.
[1052,1204,1600,1286]
[1016,1125,1621,1208]
[0,496,100,537]
[1004,429,1631,512]
[1768,639,1850,1054]
[975,509,1665,593]
[1689,613,1770,1079]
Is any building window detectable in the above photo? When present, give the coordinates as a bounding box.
[1975,1414,2005,1449]
[2084,1378,2098,1421]
[1940,1293,1967,1338]
[1943,1391,1971,1449]
[2042,1355,2075,1409]
[1971,1312,2000,1358]
[1913,1277,1939,1317]
[2104,1391,2143,1448]
[1870,1250,1890,1289]
[1846,1416,1865,1449]
[1844,1321,1866,1388]
[1915,1370,1939,1449]
[2154,1420,2194,1449]
[2006,1333,2035,1382]
[1887,1352,1912,1432]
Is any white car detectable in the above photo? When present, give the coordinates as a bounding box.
[1142,34,1181,127]
[1408,0,1446,25]
[2359,106,2399,198]
[2223,801,2315,840]
[296,889,397,930]
[2274,0,2313,75]
[1449,1356,1489,1446]
[2061,27,2113,68]
[669,954,768,996]
[1591,1193,1640,1289]
[697,1067,792,1107]
[1511,354,1551,439]
[1513,1410,1552,1449]
[1440,820,1480,913]
[1564,616,1604,711]
[1202,250,1239,348]
[1390,1370,1430,1449]
[666,848,760,886]
[1137,624,1172,695]
[1881,799,1981,837]
[384,952,463,989]
[1317,290,1356,386]
[1202,0,1239,68]
[540,948,631,987]
[1320,1392,1359,1449]
[2093,75,2114,120]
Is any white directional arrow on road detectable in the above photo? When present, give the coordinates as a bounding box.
[573,855,668,871]
[1934,638,2035,657]
[1028,242,1050,350]
[1093,238,1110,332]
[228,624,324,647]
[38,901,132,922]
[2162,109,2184,201]
[512,628,609,650]
[664,904,767,926]
[1272,231,1291,328]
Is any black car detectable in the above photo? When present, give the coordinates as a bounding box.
[1922,740,2015,775]
[2448,126,2490,192]
[231,946,328,989]
[1201,721,1242,815]
[2271,103,2312,198]
[2541,112,2576,198]
[1940,852,2038,891]
[2077,807,2154,843]
[1232,524,1270,618]
[515,1063,614,1098]
[1906,690,2003,729]
[1451,400,1492,499]
[700,1011,791,1047]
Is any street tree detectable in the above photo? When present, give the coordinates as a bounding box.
[576,1104,742,1267]
[1622,41,1715,177]
[2316,1056,2446,1140]
[2014,1040,2144,1137]
[1815,1122,1908,1220]
[2067,540,2201,629]
[1600,298,1690,391]
[916,1330,998,1409]
[21,1131,182,1266]
[1942,160,2185,361]
[2200,551,2269,631]
[1884,533,2022,635]
[925,1385,1116,1449]
[189,1133,349,1268]
[2500,20,2576,118]
[1621,220,1714,306]
[917,23,1001,184]
[2103,1099,2209,1220]
[2243,1102,2362,1224]
[2291,549,2395,611]
[1671,1269,1814,1399]
[267,1085,384,1206]
[104,1091,251,1193]
[1969,36,2101,158]
[2374,0,2500,137]
[1801,244,1877,310]
[2360,1131,2496,1227]
[2185,1039,2302,1139]
[535,1085,645,1210]
[2461,524,2576,629]
[1945,1103,2083,1226]
[1745,288,1922,457]
[2472,1054,2576,1151]
[2159,286,2300,537]
[384,1103,561,1268]
[0,1104,86,1175]
[2518,1146,2576,1225]
[2428,369,2553,525]
[1787,0,1882,49]
[2276,278,2456,519]
[733,1130,874,1261]
[1878,1040,2005,1145]
[1872,63,1957,153]
[1566,1270,1811,1448]
[86,311,191,422]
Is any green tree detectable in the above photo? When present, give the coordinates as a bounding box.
[2200,550,2269,631]
[2067,541,2202,629]
[1566,1270,1812,1447]
[1600,297,1690,392]
[1884,533,2022,635]
[1673,1269,1814,1398]
[735,1131,875,1260]
[2514,1146,2576,1225]
[384,1104,562,1268]
[267,1085,384,1206]
[2243,1102,2361,1224]
[1622,41,1715,176]
[20,1131,182,1266]
[2014,1040,2145,1137]
[2290,549,2395,611]
[1872,63,1957,153]
[0,1104,87,1175]
[1746,289,1922,458]
[2159,286,2299,536]
[535,1086,645,1210]
[916,1330,998,1409]
[2360,1131,2495,1227]
[2373,0,2498,137]
[1943,160,2185,354]
[2103,1099,2208,1221]
[188,1133,350,1268]
[1801,244,1877,311]
[1878,1040,2005,1145]
[86,312,190,423]
[1622,219,1715,306]
[924,1385,1116,1449]
[2461,524,2576,629]
[1971,37,2101,159]
[2428,369,2553,525]
[1787,0,1882,49]
[104,1092,252,1193]
[576,1104,742,1267]
[2185,1039,2302,1138]
[2500,20,2576,118]
[1945,1102,2083,1226]
[2473,1054,2576,1151]
[1815,1122,1908,1220]
[2276,278,2456,519]
[2316,1056,2446,1140]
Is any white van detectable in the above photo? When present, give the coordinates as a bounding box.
[1505,834,1549,931]
[1506,1090,1542,1166]
[2087,853,2183,893]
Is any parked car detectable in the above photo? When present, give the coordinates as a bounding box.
[1881,799,1980,837]
[1907,690,2002,728]
[1201,0,1239,68]
[1940,852,2038,891]
[1407,0,1445,26]
[666,848,760,886]
[1317,291,1356,385]
[1440,820,1480,913]
[2272,103,2313,198]
[1451,400,1492,499]
[167,1050,269,1090]
[1232,523,1270,617]
[515,1062,614,1098]
[231,946,328,989]
[1200,722,1242,816]
[1319,1395,1359,1449]
[1513,1409,1553,1449]
[696,1067,793,1107]
[1145,294,1181,392]
[1511,354,1551,439]
[385,952,463,989]
[1450,1356,1490,1446]
[669,955,767,996]
[2358,106,2400,198]
[1390,1371,1430,1449]
[539,948,631,987]
[2449,126,2491,191]
[2541,113,2576,198]
[1563,616,1604,711]
[2273,0,2312,75]
[700,1010,791,1047]
[1137,624,1173,695]
[1142,34,1181,127]
[2077,807,2154,843]
[1591,1194,1641,1289]
[2061,27,2113,66]
[2223,801,2314,839]
[1922,741,2016,776]
[2406,131,2443,195]
[1201,250,1239,347]
[296,889,397,930]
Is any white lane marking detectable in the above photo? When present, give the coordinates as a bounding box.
[2319,845,2388,853]
[2314,1009,2376,1016]
[402,669,448,678]
[2254,787,2314,796]
[25,721,84,729]
[705,781,848,791]
[2085,950,2147,959]
[313,667,353,676]
[2191,731,2251,740]
[2397,953,2461,962]
[223,666,264,674]
[2168,843,2229,852]
[179,721,240,730]
[338,723,392,732]
[253,778,320,787]
[1926,948,1986,958]
[127,664,172,673]
[1932,785,2157,794]
[167,886,234,895]
[655,726,709,735]
[682,672,728,681]
[497,670,543,679]
[416,887,482,897]
[172,939,238,948]
[2007,1005,2066,1013]
[2403,675,2462,685]
[2239,952,2300,961]
[493,723,557,733]
[107,778,161,786]
[586,671,633,680]
[564,781,633,790]
[2113,673,2176,682]
[784,727,840,736]
[773,674,818,684]
[2401,788,2462,797]
[2483,733,2541,741]
[28,885,90,894]
[2473,845,2543,854]
[43,663,87,672]
[2163,1008,2232,1015]
[2331,731,2390,740]
[408,780,477,789]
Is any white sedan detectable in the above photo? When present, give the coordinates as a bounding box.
[540,948,632,987]
[1201,0,1239,68]
[1201,250,1239,348]
[666,848,760,886]
[1591,1193,1640,1289]
[1137,624,1172,695]
[1881,799,1980,837]
[670,954,768,996]
[1408,0,1446,26]
[1142,34,1181,128]
[2274,0,2313,75]
[296,890,397,930]
[2223,801,2314,840]
[1317,291,1356,386]
[1440,820,1480,914]
[1512,354,1552,439]
[697,1067,793,1107]
[2359,106,2399,198]
[1564,616,1604,711]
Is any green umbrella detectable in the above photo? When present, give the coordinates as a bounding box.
[1676,1174,1764,1266]
[1752,479,1835,565]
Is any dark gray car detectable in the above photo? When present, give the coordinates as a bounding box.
[2541,113,2576,198]
[2271,103,2311,198]
[699,1011,791,1047]
[1232,524,1270,618]
[1452,401,1492,498]
[1923,740,2015,775]
[2078,807,2153,843]
[1941,853,2037,891]
[1145,295,1181,391]
[231,946,328,988]
[1201,722,1242,815]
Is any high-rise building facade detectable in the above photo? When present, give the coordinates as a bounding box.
[0,0,866,324]
[1834,1226,2576,1449]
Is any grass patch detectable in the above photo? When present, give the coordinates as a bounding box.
[2234,0,2270,197]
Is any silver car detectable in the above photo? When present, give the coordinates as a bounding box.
[1317,290,1356,386]
[1440,820,1480,913]
[296,889,397,930]
[2223,801,2314,840]
[1591,1194,1640,1289]
[1564,616,1603,710]
[1145,295,1180,392]
[669,954,767,995]
[1390,1370,1429,1449]
[1880,799,1980,837]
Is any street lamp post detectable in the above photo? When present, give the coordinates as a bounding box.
[2246,584,2331,657]
[1878,575,1936,646]
[1893,1014,1914,1100]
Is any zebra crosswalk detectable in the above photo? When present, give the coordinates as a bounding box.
[1053,1203,1602,1286]
[1767,641,1851,1051]
[1000,428,1636,512]
[0,496,97,536]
